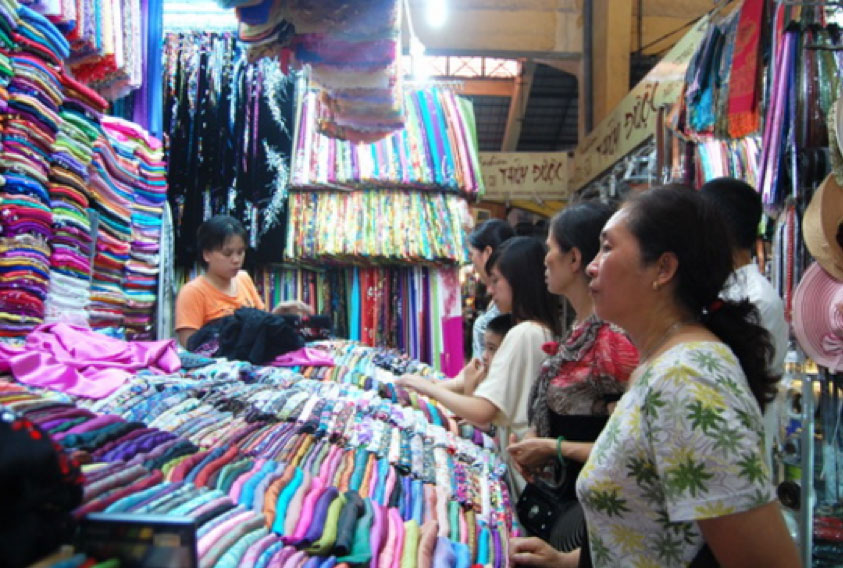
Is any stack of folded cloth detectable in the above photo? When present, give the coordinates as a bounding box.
[20,0,78,36]
[62,0,142,100]
[86,129,133,332]
[42,71,107,324]
[101,116,167,340]
[0,1,59,335]
[229,0,405,143]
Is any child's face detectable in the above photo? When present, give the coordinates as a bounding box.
[481,331,504,368]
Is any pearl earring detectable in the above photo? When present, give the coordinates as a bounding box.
[652,281,659,291]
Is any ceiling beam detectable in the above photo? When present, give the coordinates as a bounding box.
[451,78,515,98]
[500,60,536,151]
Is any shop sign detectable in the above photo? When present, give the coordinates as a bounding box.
[569,15,711,190]
[479,152,570,200]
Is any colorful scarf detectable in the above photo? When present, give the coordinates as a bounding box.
[727,0,765,138]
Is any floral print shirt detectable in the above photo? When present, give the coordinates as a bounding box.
[576,341,775,567]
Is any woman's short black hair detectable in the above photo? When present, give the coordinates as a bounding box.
[550,200,615,268]
[624,185,777,409]
[485,236,561,336]
[468,219,514,252]
[486,313,514,337]
[196,215,248,268]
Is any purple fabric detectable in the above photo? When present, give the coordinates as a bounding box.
[0,323,180,398]
[53,414,122,440]
[271,347,335,367]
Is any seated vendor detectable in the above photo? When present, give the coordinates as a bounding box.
[175,215,312,347]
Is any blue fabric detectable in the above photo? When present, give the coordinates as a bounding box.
[271,467,303,535]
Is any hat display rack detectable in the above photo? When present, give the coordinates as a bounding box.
[773,2,843,563]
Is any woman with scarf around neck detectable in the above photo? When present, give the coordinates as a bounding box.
[510,187,798,568]
[507,201,638,553]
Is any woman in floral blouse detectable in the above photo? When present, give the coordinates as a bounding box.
[510,187,798,567]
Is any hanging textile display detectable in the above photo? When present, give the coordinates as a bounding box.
[0,0,167,338]
[285,190,470,265]
[255,265,465,374]
[163,32,294,268]
[0,342,514,567]
[292,87,485,198]
[693,135,762,186]
[759,6,842,209]
[229,0,405,143]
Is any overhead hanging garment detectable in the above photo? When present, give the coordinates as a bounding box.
[292,87,485,198]
[225,0,406,142]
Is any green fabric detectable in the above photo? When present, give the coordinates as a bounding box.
[337,498,374,564]
[448,500,460,543]
[401,520,420,568]
[307,493,345,555]
[431,271,441,372]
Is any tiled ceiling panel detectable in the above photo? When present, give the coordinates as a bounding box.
[517,64,578,151]
[466,95,511,151]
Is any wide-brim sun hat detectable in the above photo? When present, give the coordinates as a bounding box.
[802,173,843,281]
[792,262,843,372]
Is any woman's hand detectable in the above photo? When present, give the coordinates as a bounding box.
[395,374,431,396]
[271,300,314,317]
[510,537,579,567]
[508,435,557,479]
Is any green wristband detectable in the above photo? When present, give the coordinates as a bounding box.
[556,436,566,464]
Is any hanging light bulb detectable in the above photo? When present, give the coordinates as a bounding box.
[426,0,447,28]
[410,36,429,81]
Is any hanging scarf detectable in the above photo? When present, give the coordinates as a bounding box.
[727,0,765,138]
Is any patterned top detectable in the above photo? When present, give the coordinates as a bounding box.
[527,315,638,438]
[576,341,775,567]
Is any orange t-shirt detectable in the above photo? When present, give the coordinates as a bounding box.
[175,271,265,331]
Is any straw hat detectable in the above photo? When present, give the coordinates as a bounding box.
[830,95,843,185]
[802,173,843,281]
[792,262,843,372]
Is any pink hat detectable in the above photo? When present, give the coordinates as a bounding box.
[792,262,843,372]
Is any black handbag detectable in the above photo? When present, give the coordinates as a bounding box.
[515,474,586,552]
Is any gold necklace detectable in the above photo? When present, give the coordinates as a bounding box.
[639,320,692,363]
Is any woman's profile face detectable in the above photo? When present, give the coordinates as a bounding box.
[544,233,574,296]
[469,245,490,282]
[586,209,655,328]
[487,265,513,313]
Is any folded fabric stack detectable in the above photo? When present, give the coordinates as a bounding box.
[285,190,470,265]
[20,0,78,35]
[229,0,405,143]
[86,129,133,331]
[292,87,484,198]
[0,234,50,336]
[42,72,107,325]
[101,116,167,340]
[61,0,143,100]
[0,1,56,335]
